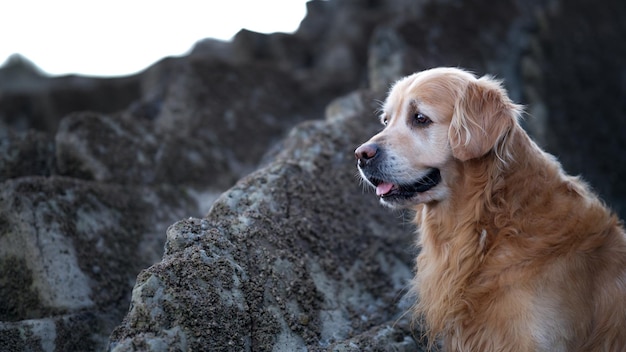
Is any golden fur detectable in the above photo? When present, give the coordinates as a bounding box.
[355,67,626,351]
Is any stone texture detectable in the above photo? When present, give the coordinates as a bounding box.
[531,0,626,214]
[108,91,420,351]
[0,177,193,351]
[0,130,56,181]
[0,54,141,134]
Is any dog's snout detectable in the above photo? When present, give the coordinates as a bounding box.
[355,143,379,168]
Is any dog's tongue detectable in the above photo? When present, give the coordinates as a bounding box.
[376,182,394,196]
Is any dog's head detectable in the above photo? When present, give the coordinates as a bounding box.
[355,67,522,208]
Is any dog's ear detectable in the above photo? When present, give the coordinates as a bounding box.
[449,77,520,162]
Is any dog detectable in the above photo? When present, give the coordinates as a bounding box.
[355,67,626,351]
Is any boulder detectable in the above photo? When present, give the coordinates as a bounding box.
[0,177,194,351]
[54,60,324,186]
[0,130,56,181]
[108,91,422,351]
[0,55,141,134]
[530,0,626,214]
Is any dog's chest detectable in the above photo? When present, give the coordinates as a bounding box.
[416,225,542,351]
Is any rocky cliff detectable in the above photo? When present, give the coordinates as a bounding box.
[1,0,625,351]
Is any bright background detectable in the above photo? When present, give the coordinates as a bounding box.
[0,0,310,77]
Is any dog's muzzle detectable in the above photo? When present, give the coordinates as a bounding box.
[355,142,441,200]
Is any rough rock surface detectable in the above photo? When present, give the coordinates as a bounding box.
[0,54,141,134]
[0,177,192,350]
[1,0,625,351]
[108,91,422,351]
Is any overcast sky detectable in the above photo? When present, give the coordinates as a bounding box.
[0,0,310,77]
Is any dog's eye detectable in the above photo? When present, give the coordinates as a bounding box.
[382,117,388,126]
[413,113,432,126]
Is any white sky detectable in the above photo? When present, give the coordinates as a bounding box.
[0,0,310,77]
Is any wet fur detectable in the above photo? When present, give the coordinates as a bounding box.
[359,68,626,351]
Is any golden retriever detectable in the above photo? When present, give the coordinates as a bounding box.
[355,67,626,351]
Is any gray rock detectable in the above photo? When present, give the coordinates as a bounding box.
[0,54,141,134]
[327,320,426,352]
[108,91,420,351]
[0,130,56,182]
[55,60,325,189]
[0,312,104,352]
[0,177,194,351]
[528,0,626,215]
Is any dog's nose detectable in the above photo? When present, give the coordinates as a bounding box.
[355,143,378,168]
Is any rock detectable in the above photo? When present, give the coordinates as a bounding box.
[0,56,141,133]
[0,312,104,352]
[366,0,541,99]
[0,177,194,351]
[150,59,323,176]
[327,320,426,352]
[0,130,56,181]
[0,55,46,91]
[108,90,420,351]
[529,0,626,214]
[55,60,326,188]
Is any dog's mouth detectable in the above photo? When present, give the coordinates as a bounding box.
[370,168,441,200]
